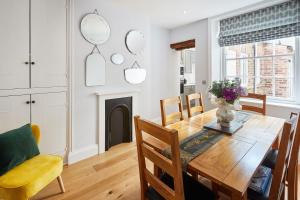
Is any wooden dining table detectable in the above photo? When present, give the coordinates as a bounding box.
[145,109,285,200]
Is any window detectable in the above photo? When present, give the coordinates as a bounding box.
[223,37,299,102]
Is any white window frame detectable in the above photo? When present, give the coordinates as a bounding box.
[221,36,300,105]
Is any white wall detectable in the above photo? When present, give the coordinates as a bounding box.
[71,0,175,156]
[170,19,214,109]
[148,26,178,119]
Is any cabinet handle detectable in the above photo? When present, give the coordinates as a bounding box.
[24,61,29,65]
[31,100,36,104]
[31,62,35,65]
[26,101,30,104]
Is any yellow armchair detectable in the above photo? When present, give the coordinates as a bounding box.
[0,125,65,200]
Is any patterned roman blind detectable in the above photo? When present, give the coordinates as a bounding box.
[219,0,300,47]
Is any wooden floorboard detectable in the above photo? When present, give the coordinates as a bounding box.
[34,142,300,200]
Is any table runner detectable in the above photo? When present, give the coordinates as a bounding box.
[163,111,251,171]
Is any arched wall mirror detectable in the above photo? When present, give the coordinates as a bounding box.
[80,11,110,45]
[86,47,106,86]
[125,30,145,55]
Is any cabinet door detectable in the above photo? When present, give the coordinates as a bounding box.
[31,92,67,155]
[0,0,29,89]
[0,95,30,133]
[31,0,67,88]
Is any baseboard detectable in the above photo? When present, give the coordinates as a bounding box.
[67,144,98,164]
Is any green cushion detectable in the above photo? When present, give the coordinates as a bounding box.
[0,124,40,176]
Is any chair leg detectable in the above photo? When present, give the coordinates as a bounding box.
[57,175,65,193]
[288,165,297,200]
[295,165,298,200]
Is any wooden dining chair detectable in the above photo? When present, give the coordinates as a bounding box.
[186,93,205,118]
[134,116,215,200]
[160,96,184,126]
[262,112,299,170]
[248,120,295,200]
[286,112,300,200]
[240,93,267,115]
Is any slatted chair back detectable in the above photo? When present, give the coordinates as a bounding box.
[241,93,266,115]
[134,116,184,200]
[160,96,184,126]
[186,93,205,118]
[287,112,300,200]
[269,120,296,200]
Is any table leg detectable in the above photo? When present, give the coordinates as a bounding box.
[242,192,247,200]
[190,171,198,180]
[154,149,162,177]
[154,165,162,177]
[211,182,219,198]
[231,191,243,200]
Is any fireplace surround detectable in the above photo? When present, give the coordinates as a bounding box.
[96,89,139,153]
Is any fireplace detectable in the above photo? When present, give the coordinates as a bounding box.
[96,89,139,153]
[105,97,132,150]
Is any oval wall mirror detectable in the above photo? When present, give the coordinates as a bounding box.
[111,53,125,65]
[125,30,145,55]
[81,13,110,45]
[86,52,106,86]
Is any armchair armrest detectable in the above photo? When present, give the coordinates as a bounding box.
[31,125,41,144]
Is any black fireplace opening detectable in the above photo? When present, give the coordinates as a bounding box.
[105,97,132,150]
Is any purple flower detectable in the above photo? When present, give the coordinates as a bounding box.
[223,88,237,102]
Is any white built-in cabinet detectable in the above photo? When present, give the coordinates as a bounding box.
[0,95,31,132]
[31,92,67,155]
[31,0,67,88]
[0,0,67,89]
[0,0,30,89]
[0,0,68,156]
[0,93,67,155]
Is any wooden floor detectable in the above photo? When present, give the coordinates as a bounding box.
[35,142,300,200]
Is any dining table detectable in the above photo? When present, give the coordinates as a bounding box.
[145,108,285,200]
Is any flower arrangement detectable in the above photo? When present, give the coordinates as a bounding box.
[209,79,248,104]
[208,79,248,127]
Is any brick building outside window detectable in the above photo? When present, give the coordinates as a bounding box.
[223,36,297,101]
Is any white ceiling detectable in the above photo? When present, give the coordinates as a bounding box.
[112,0,266,29]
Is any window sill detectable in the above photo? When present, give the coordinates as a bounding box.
[240,98,300,110]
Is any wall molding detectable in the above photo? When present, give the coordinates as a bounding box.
[68,144,98,164]
[66,0,75,164]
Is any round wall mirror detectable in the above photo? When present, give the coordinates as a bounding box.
[125,30,145,55]
[111,53,125,65]
[81,13,110,45]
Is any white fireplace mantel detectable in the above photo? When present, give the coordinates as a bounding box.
[96,88,140,153]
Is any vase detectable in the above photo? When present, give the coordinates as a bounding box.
[215,99,235,127]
